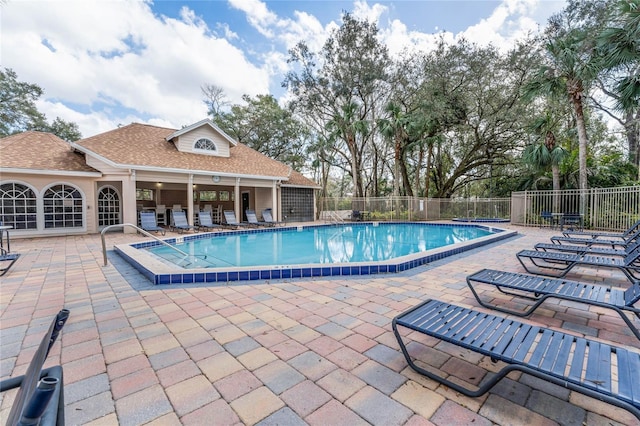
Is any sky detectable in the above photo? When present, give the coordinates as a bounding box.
[1,0,566,138]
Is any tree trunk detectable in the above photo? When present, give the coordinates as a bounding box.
[624,110,639,169]
[425,144,433,198]
[393,136,401,197]
[569,91,589,191]
[414,145,424,196]
[552,163,561,213]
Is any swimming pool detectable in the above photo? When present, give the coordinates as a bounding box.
[115,222,516,285]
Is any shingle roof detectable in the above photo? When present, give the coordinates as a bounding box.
[74,123,318,187]
[0,131,99,173]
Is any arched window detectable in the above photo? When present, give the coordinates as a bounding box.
[97,186,121,227]
[43,184,83,229]
[0,182,37,230]
[193,138,217,153]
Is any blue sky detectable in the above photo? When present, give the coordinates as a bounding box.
[1,0,565,137]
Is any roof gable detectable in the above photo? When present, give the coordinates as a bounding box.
[166,119,237,147]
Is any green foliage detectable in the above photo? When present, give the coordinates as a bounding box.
[212,94,309,171]
[0,67,82,141]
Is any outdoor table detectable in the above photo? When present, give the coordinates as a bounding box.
[0,225,13,254]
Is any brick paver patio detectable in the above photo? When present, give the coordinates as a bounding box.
[0,224,637,425]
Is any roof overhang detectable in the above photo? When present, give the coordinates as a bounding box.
[70,142,289,182]
[0,167,102,177]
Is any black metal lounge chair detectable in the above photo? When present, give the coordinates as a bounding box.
[0,252,20,276]
[261,209,284,226]
[139,211,166,236]
[197,211,222,232]
[466,268,640,340]
[392,299,640,420]
[245,209,271,227]
[563,218,640,239]
[534,239,640,257]
[516,246,640,283]
[0,309,70,426]
[170,210,197,234]
[550,229,640,248]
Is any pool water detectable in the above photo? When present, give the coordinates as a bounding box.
[115,222,516,284]
[145,223,494,269]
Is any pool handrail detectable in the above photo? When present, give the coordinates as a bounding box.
[101,223,188,266]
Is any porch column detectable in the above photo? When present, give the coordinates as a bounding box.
[234,177,241,220]
[271,181,278,221]
[122,170,137,234]
[187,174,194,226]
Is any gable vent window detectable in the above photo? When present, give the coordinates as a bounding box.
[194,138,217,153]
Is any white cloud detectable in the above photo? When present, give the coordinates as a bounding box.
[228,0,278,38]
[1,0,564,138]
[1,0,270,137]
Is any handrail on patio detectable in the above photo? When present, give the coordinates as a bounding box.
[100,223,188,267]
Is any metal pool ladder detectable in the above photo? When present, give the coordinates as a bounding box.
[100,223,188,266]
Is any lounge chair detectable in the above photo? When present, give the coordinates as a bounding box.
[392,299,640,420]
[139,211,166,236]
[223,210,250,229]
[197,211,222,232]
[262,209,284,226]
[0,309,70,426]
[466,268,640,340]
[550,229,640,248]
[563,218,640,239]
[245,209,271,227]
[516,246,640,283]
[534,239,640,257]
[0,252,20,276]
[170,210,197,234]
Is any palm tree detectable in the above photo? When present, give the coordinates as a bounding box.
[597,0,640,176]
[597,0,640,112]
[378,102,406,197]
[523,113,568,193]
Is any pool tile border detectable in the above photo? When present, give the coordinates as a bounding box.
[114,222,518,285]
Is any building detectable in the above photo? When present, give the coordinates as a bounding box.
[0,119,319,238]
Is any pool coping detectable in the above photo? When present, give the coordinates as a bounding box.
[114,222,518,285]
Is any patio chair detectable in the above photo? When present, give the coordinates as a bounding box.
[562,218,640,239]
[262,209,284,226]
[550,229,640,248]
[539,211,555,229]
[351,210,363,221]
[223,210,250,229]
[197,211,222,232]
[139,211,166,236]
[516,246,640,284]
[155,204,167,225]
[0,309,70,426]
[0,252,21,276]
[560,213,583,232]
[466,268,640,340]
[392,299,640,420]
[534,239,640,257]
[170,210,197,234]
[245,209,271,227]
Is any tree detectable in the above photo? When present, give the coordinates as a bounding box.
[0,68,46,137]
[285,13,390,197]
[596,0,640,172]
[213,94,309,171]
[201,83,229,117]
[523,111,568,193]
[0,67,82,141]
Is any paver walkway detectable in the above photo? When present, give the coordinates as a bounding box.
[0,224,637,425]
